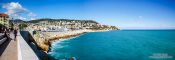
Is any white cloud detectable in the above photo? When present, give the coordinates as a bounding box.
[138,16,143,19]
[18,16,26,20]
[2,2,36,20]
[30,18,36,20]
[28,12,36,17]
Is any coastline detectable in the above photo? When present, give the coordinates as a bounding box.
[50,32,86,43]
[30,29,118,53]
[46,29,114,42]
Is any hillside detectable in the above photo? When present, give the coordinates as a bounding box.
[16,18,119,30]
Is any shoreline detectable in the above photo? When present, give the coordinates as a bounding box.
[45,29,112,42]
[51,32,86,43]
[51,29,115,42]
[30,29,118,53]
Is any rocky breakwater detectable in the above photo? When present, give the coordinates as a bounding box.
[29,30,86,53]
[29,31,50,53]
[46,30,100,41]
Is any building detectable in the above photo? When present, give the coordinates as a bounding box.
[0,13,10,31]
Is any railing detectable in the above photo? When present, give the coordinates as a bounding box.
[0,33,7,45]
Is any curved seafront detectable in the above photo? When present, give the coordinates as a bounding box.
[45,30,111,41]
[48,30,175,60]
[27,29,116,53]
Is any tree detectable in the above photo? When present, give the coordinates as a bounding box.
[9,21,14,29]
[19,23,28,30]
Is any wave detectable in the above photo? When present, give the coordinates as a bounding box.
[52,33,85,45]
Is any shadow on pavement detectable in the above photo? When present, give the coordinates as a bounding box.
[0,35,12,56]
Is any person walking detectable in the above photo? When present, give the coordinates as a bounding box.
[4,28,8,37]
[14,29,18,40]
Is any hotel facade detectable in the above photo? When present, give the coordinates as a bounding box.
[0,13,10,31]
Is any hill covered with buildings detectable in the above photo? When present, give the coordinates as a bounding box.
[15,18,119,31]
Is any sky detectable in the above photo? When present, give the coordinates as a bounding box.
[0,0,175,29]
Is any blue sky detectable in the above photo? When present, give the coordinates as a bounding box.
[0,0,175,29]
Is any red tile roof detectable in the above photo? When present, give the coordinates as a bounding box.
[0,13,9,17]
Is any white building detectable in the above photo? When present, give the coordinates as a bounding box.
[0,13,9,28]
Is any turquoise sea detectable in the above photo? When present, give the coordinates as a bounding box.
[48,30,175,60]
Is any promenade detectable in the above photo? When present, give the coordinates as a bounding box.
[0,31,39,60]
[0,32,18,60]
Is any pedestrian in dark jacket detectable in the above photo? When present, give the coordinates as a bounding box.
[14,29,18,40]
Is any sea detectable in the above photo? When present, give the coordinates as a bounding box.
[48,30,175,60]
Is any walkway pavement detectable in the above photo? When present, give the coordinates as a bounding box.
[0,31,40,60]
[0,32,18,60]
